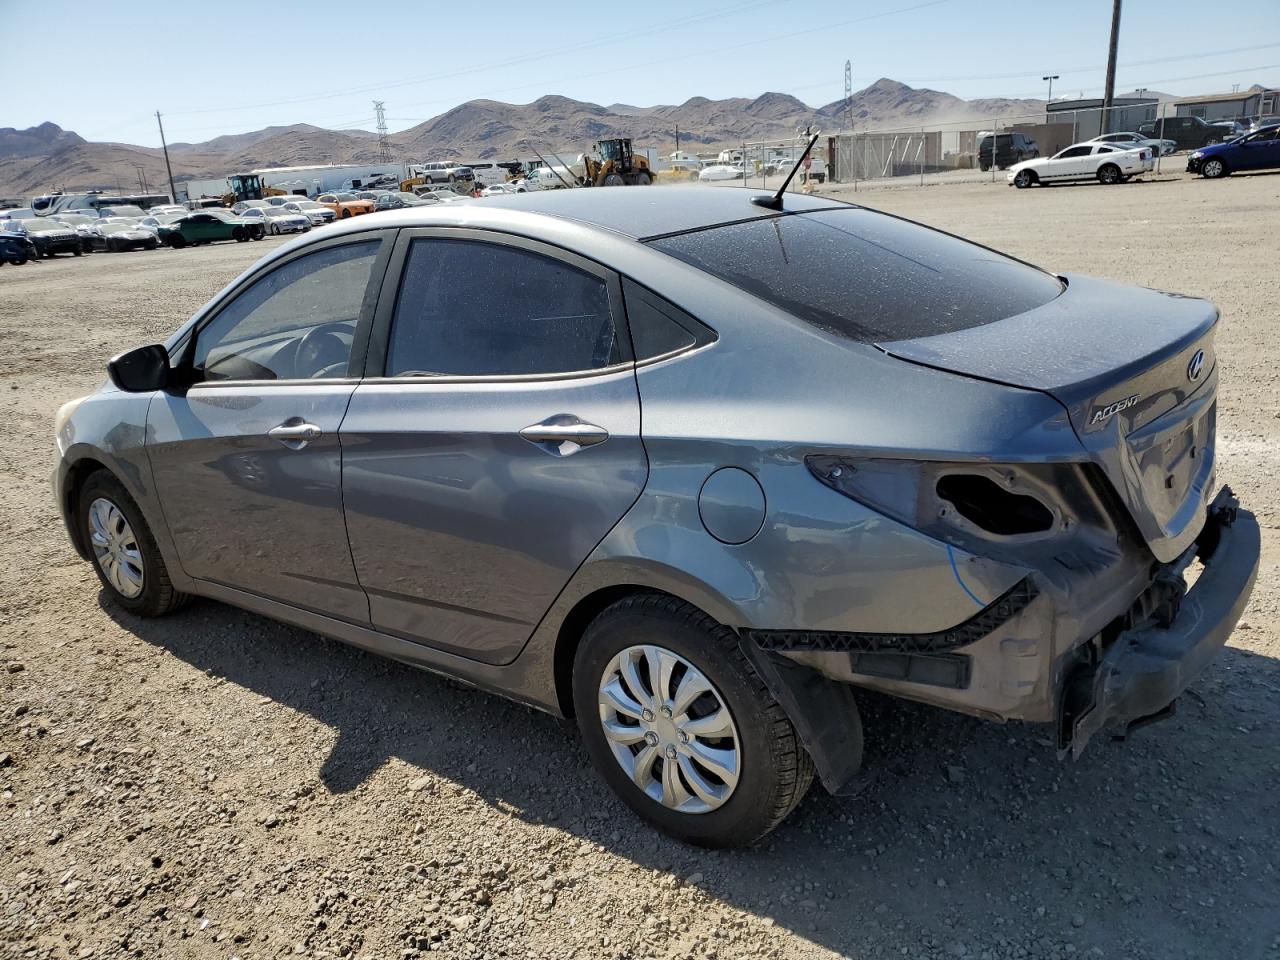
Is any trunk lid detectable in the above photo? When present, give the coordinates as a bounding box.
[878,274,1218,562]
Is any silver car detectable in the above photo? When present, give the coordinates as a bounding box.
[54,189,1259,847]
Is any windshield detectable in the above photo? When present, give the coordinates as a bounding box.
[648,208,1063,343]
[335,193,357,201]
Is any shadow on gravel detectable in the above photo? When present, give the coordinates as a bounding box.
[103,593,1280,959]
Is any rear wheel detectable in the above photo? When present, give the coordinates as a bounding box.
[270,222,279,235]
[77,470,188,617]
[73,247,82,256]
[1201,157,1228,179]
[634,171,652,186]
[979,162,990,172]
[232,226,248,242]
[1096,163,1121,185]
[340,209,352,218]
[573,594,819,847]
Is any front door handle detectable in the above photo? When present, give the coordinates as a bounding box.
[268,421,323,449]
[520,416,609,456]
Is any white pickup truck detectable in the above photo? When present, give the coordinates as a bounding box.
[1007,142,1153,188]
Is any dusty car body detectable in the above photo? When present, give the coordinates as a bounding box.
[53,189,1258,846]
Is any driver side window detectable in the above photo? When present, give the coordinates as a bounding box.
[194,240,379,382]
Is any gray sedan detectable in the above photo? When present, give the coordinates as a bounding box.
[54,189,1258,846]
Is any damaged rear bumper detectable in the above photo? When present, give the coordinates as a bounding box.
[1060,486,1259,755]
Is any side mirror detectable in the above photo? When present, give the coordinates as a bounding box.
[108,344,171,392]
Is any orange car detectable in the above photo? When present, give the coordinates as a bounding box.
[315,192,376,218]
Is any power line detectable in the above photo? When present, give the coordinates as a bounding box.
[164,0,788,117]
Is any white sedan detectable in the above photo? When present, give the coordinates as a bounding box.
[1007,142,1153,188]
[698,163,745,182]
[238,206,310,235]
[1086,131,1177,157]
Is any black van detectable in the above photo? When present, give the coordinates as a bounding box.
[978,132,1039,171]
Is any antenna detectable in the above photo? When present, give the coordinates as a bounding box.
[844,60,853,132]
[751,131,820,210]
[373,100,392,163]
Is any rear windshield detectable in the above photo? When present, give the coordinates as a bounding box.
[647,208,1063,343]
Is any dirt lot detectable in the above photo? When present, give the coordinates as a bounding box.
[2,173,1278,960]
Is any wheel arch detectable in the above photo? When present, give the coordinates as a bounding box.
[548,568,744,719]
[61,454,111,559]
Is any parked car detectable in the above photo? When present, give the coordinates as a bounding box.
[1186,123,1280,178]
[91,221,160,252]
[413,161,475,184]
[93,204,149,219]
[155,210,264,248]
[1008,142,1152,187]
[1086,131,1176,157]
[479,183,521,196]
[316,192,376,218]
[698,164,745,181]
[48,213,100,250]
[239,206,311,235]
[267,194,311,206]
[12,218,84,257]
[1246,115,1280,133]
[282,200,338,226]
[1137,116,1237,151]
[230,199,274,214]
[373,192,438,210]
[147,204,187,217]
[52,189,1259,846]
[461,162,508,187]
[977,132,1040,171]
[0,230,38,264]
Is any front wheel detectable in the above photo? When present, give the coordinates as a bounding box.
[1201,157,1228,179]
[1013,169,1037,189]
[602,173,625,186]
[340,209,351,218]
[232,226,248,242]
[573,594,822,847]
[167,234,187,249]
[1096,163,1121,185]
[77,470,188,617]
[634,171,652,186]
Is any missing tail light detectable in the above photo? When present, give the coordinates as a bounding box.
[935,474,1054,536]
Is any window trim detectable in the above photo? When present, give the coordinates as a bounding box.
[363,226,633,382]
[172,229,394,390]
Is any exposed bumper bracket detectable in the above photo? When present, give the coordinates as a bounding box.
[1061,485,1259,756]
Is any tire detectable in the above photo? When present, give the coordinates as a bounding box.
[232,226,247,242]
[167,234,186,249]
[73,247,82,257]
[270,222,279,236]
[340,209,351,218]
[424,176,434,184]
[602,173,625,186]
[634,171,652,186]
[1096,163,1121,185]
[251,226,265,240]
[573,594,820,847]
[979,162,990,172]
[77,470,189,617]
[146,240,157,250]
[1013,169,1037,189]
[1201,157,1228,179]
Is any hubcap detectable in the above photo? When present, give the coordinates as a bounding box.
[597,644,740,814]
[1206,160,1223,176]
[88,498,144,598]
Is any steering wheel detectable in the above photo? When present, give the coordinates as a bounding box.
[295,321,351,378]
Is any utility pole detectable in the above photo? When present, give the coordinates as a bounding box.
[1042,74,1059,110]
[374,101,392,163]
[844,60,853,131]
[1100,0,1122,134]
[675,125,680,153]
[155,111,177,203]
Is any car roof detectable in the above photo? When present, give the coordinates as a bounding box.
[462,186,847,240]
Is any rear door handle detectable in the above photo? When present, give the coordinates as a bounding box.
[268,421,323,449]
[520,416,609,456]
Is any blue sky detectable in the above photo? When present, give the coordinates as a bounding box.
[3,0,1276,146]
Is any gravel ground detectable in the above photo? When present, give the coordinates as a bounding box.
[2,173,1278,960]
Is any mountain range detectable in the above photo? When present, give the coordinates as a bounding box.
[0,78,1193,197]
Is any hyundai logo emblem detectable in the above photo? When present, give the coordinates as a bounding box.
[1187,349,1205,382]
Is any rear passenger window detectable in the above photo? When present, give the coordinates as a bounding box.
[386,238,620,377]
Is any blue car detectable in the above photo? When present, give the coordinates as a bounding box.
[1187,123,1280,178]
